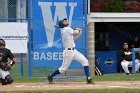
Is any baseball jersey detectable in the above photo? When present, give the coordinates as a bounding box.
[120,48,132,61]
[0,48,14,63]
[61,27,75,48]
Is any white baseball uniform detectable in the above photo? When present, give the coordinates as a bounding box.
[121,51,140,73]
[121,59,140,73]
[58,27,89,73]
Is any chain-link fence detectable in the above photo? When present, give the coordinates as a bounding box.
[29,0,88,78]
[0,0,28,78]
[0,0,88,79]
[0,0,28,20]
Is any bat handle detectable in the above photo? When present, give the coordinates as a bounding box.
[74,28,83,31]
[54,25,59,28]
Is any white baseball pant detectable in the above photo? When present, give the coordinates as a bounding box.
[59,49,89,73]
[0,68,9,79]
[121,59,140,73]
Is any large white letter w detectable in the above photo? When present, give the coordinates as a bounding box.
[38,2,77,47]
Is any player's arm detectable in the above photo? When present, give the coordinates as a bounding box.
[8,50,16,66]
[10,58,16,66]
[120,50,126,62]
[73,28,83,41]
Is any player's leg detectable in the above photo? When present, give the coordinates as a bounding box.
[121,61,130,74]
[1,74,14,85]
[0,68,13,85]
[47,50,74,84]
[48,57,72,77]
[73,49,93,84]
[135,59,140,72]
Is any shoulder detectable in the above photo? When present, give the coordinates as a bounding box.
[63,27,73,33]
[63,27,72,30]
[121,48,124,51]
[120,48,125,52]
[4,48,11,52]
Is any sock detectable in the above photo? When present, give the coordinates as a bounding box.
[84,66,91,80]
[50,69,60,77]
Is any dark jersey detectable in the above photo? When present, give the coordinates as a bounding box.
[0,48,14,63]
[120,48,132,61]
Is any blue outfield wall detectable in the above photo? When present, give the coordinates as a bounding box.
[30,0,88,69]
[96,51,118,73]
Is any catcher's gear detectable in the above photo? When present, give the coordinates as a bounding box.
[10,60,15,66]
[0,74,14,85]
[0,39,6,46]
[0,62,11,71]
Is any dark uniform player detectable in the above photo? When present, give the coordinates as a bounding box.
[0,39,15,85]
[120,43,140,75]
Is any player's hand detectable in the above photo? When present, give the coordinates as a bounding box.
[74,28,83,32]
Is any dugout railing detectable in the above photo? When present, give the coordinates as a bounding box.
[132,48,140,74]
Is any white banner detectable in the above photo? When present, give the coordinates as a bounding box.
[0,22,28,53]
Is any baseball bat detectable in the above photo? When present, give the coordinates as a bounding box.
[54,25,83,31]
[54,25,59,28]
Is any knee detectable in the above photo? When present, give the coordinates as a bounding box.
[135,59,139,63]
[0,74,13,85]
[137,63,140,66]
[82,60,89,66]
[121,62,128,68]
[5,74,14,84]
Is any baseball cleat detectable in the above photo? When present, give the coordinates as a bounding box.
[47,74,53,84]
[1,82,7,85]
[86,79,94,84]
[0,79,7,85]
[126,73,130,75]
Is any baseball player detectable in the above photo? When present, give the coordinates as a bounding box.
[120,43,140,75]
[0,39,15,85]
[47,18,93,84]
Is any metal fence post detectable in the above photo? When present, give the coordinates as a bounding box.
[28,0,32,77]
[20,53,24,77]
[132,48,136,74]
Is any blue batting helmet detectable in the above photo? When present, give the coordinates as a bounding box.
[58,18,67,28]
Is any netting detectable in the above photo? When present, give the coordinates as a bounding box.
[0,0,88,78]
[0,0,28,78]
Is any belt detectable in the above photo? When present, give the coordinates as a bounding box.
[67,48,75,50]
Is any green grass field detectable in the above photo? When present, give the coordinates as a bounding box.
[4,73,139,93]
[6,63,140,93]
[10,63,140,81]
[13,73,140,83]
[10,63,55,77]
[1,89,140,93]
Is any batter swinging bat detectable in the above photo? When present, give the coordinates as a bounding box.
[54,25,83,31]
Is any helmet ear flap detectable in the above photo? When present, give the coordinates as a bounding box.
[0,39,6,46]
[58,20,64,28]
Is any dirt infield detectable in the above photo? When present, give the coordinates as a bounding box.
[0,81,140,91]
